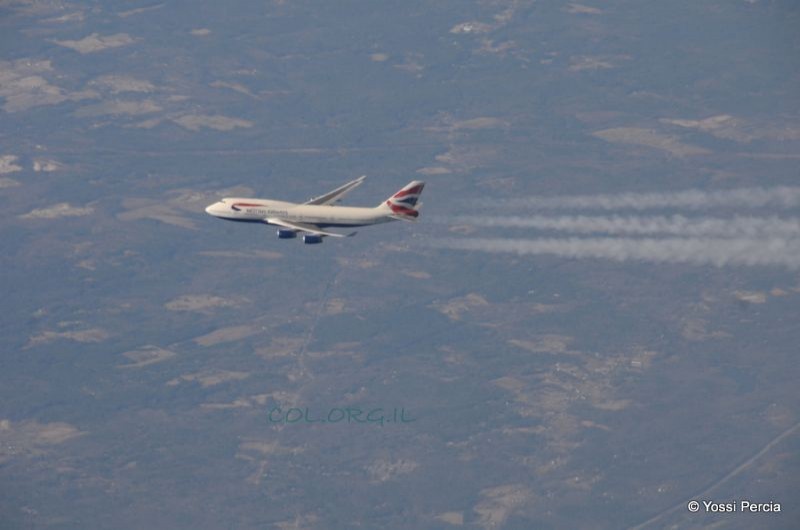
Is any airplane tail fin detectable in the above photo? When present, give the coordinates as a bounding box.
[378,181,425,221]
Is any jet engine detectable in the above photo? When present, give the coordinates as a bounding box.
[303,234,323,244]
[277,229,297,239]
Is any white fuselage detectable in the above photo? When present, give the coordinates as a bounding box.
[205,198,394,228]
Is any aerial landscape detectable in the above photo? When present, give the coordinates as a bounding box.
[1,1,798,529]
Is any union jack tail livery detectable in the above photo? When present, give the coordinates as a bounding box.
[380,181,425,221]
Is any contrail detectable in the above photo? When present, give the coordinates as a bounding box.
[431,237,800,268]
[438,215,800,238]
[491,186,800,210]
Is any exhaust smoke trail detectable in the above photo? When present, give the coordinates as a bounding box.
[439,215,800,238]
[432,237,800,268]
[495,186,800,211]
[441,185,800,268]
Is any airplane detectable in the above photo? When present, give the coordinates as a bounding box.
[204,176,425,244]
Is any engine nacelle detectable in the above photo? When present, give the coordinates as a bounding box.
[277,229,297,239]
[303,234,323,244]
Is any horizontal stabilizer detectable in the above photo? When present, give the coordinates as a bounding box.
[389,213,419,222]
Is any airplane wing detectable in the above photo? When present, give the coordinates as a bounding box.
[266,217,356,238]
[303,175,366,206]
